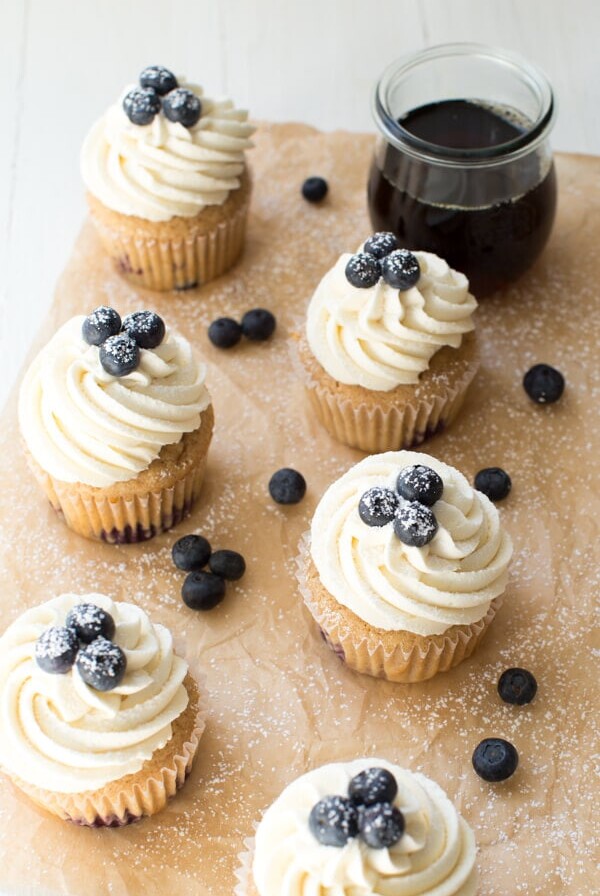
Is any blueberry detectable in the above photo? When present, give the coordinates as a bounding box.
[76,638,127,691]
[269,468,306,505]
[209,549,246,581]
[121,310,165,349]
[472,738,519,782]
[139,65,178,96]
[359,802,405,849]
[363,232,399,259]
[308,795,358,847]
[301,176,328,203]
[99,333,140,377]
[381,249,421,290]
[345,252,381,289]
[396,465,443,507]
[182,571,226,610]
[172,534,212,572]
[498,668,537,705]
[241,309,276,341]
[163,88,202,127]
[123,86,161,125]
[81,306,121,346]
[348,767,398,807]
[393,501,438,547]
[65,604,116,644]
[208,318,242,349]
[474,467,512,502]
[523,363,565,404]
[35,626,79,675]
[358,487,399,527]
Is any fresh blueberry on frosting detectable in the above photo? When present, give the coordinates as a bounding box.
[359,802,405,848]
[472,737,519,782]
[348,766,398,806]
[523,363,565,404]
[163,87,202,127]
[122,86,161,125]
[65,603,116,644]
[99,332,140,377]
[76,638,127,691]
[121,310,166,349]
[81,306,121,346]
[35,625,79,674]
[363,231,398,259]
[345,252,381,289]
[396,464,443,507]
[381,249,421,290]
[309,795,359,846]
[498,667,537,705]
[139,65,178,96]
[358,487,399,527]
[393,500,438,547]
[474,467,512,502]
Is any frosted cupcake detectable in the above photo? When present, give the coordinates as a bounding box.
[298,450,512,682]
[18,306,213,543]
[0,592,205,825]
[237,758,477,895]
[299,233,478,452]
[81,65,255,291]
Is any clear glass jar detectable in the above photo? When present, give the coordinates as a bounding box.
[368,43,557,296]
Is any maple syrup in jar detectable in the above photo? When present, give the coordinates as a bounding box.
[368,45,557,296]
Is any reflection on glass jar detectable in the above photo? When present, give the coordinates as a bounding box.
[368,44,557,297]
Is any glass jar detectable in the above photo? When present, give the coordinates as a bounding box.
[368,43,557,296]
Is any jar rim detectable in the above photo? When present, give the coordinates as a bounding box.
[373,43,556,167]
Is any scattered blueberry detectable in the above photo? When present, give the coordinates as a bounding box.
[122,310,165,349]
[363,232,398,259]
[345,252,381,289]
[76,638,127,691]
[241,308,276,341]
[99,333,140,377]
[35,626,79,675]
[65,604,115,644]
[209,549,246,581]
[523,363,565,404]
[139,65,178,96]
[163,87,202,127]
[498,668,538,705]
[359,802,405,849]
[396,465,443,507]
[393,501,438,547]
[269,468,306,505]
[182,571,226,610]
[123,86,161,126]
[172,534,212,572]
[308,795,358,847]
[358,487,399,527]
[381,249,421,290]
[472,738,519,782]
[349,767,398,807]
[301,176,329,203]
[474,467,512,502]
[82,306,121,346]
[208,317,242,349]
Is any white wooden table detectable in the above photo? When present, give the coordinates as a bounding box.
[1,0,597,410]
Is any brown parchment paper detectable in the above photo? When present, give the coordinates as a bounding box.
[0,124,598,896]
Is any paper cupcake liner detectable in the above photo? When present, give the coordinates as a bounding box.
[234,836,257,896]
[296,534,502,683]
[10,673,207,826]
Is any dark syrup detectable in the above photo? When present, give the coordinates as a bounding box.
[368,99,557,296]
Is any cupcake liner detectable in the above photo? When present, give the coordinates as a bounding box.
[234,837,257,896]
[296,534,502,683]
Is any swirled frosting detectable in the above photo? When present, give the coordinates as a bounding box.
[18,316,211,488]
[252,759,477,896]
[310,451,512,636]
[81,79,255,221]
[0,593,189,793]
[306,250,477,391]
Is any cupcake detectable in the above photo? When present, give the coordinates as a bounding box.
[298,450,513,682]
[81,65,255,291]
[0,592,205,825]
[18,306,214,543]
[299,234,478,452]
[237,758,477,895]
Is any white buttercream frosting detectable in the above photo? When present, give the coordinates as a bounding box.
[252,758,477,896]
[0,593,189,793]
[18,316,211,488]
[310,451,512,636]
[81,78,254,221]
[306,250,476,391]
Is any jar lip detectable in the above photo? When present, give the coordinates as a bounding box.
[373,42,556,166]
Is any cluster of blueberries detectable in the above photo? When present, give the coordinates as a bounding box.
[172,534,246,611]
[123,65,202,128]
[35,604,126,692]
[309,766,404,850]
[82,306,165,377]
[208,308,276,350]
[359,463,443,547]
[345,232,421,291]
